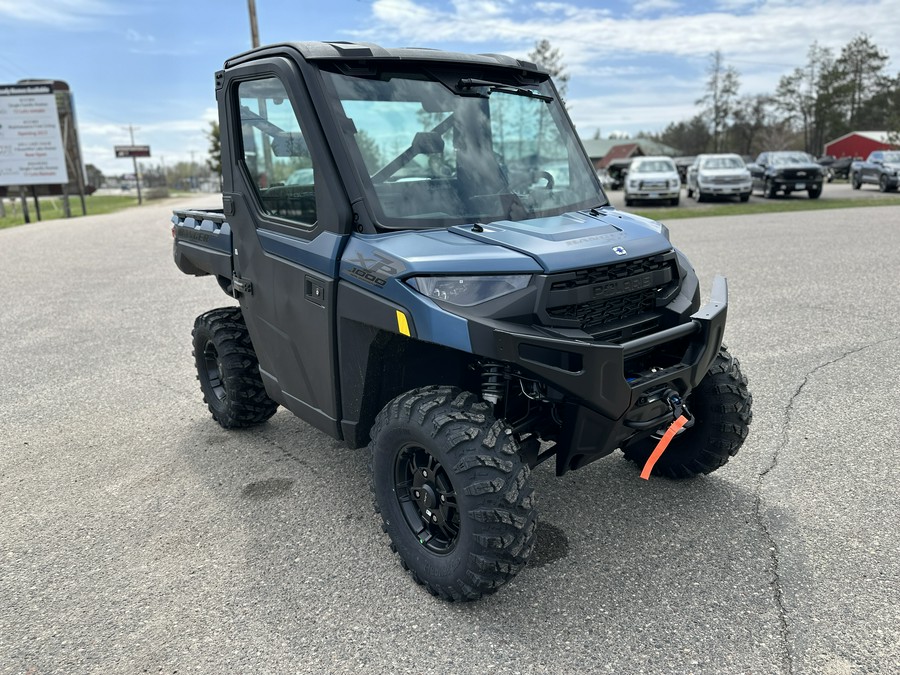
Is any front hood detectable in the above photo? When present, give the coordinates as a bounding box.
[771,162,821,172]
[699,169,750,179]
[449,209,672,273]
[628,171,677,182]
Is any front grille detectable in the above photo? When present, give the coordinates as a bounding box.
[541,252,679,340]
[709,175,745,185]
[782,168,816,180]
[639,180,667,190]
[546,291,655,329]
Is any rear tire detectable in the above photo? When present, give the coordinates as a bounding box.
[370,386,537,601]
[621,346,752,479]
[192,307,278,428]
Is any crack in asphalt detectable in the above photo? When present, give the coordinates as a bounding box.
[753,337,899,675]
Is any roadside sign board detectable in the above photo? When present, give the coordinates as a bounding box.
[115,145,151,158]
[0,83,70,186]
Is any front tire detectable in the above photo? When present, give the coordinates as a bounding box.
[370,386,537,601]
[852,173,862,189]
[808,185,822,199]
[192,307,278,428]
[764,179,777,199]
[621,346,752,479]
[879,174,890,192]
[739,192,750,203]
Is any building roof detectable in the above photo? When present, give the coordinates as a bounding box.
[595,143,640,168]
[581,137,682,161]
[825,131,897,146]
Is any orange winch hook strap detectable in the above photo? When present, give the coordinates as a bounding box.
[640,414,689,480]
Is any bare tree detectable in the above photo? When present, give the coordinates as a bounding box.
[696,51,740,152]
[528,39,570,105]
[729,95,776,157]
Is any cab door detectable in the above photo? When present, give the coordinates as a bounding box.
[219,57,350,438]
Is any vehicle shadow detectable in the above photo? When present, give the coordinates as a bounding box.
[173,410,782,670]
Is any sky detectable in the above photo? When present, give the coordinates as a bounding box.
[0,0,897,179]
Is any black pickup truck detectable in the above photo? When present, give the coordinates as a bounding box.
[748,151,824,199]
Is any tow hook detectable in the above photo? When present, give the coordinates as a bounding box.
[668,393,684,418]
[666,392,693,433]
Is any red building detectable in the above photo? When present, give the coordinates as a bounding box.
[824,131,898,159]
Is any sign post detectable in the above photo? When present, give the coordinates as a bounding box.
[114,139,150,205]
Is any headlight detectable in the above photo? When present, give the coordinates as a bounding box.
[407,275,531,306]
[669,179,679,189]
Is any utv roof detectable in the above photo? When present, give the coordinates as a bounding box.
[225,41,547,75]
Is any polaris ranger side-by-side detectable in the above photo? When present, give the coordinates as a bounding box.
[172,41,752,601]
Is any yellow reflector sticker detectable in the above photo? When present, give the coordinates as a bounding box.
[396,310,410,336]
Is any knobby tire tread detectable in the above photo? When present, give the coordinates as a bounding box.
[192,307,278,429]
[622,346,752,479]
[369,385,537,601]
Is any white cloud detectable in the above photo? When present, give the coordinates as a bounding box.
[351,0,900,136]
[125,28,155,43]
[79,109,218,176]
[0,0,123,28]
[359,0,899,65]
[632,0,682,15]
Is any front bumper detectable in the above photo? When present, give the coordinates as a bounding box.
[625,189,680,201]
[773,177,822,191]
[490,276,728,473]
[699,181,751,195]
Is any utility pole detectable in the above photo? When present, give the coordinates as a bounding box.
[248,0,260,48]
[126,124,143,205]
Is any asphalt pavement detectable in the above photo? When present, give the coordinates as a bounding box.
[1,196,898,674]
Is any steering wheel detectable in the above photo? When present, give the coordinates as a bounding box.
[510,170,555,193]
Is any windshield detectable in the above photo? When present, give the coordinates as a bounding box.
[882,151,900,162]
[321,66,604,228]
[701,156,744,169]
[771,153,813,166]
[631,159,676,174]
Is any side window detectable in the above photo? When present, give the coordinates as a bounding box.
[238,76,317,225]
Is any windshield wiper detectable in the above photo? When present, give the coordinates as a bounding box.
[457,78,553,102]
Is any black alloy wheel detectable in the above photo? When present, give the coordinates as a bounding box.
[393,443,459,554]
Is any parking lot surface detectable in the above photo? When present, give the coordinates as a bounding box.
[1,198,898,673]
